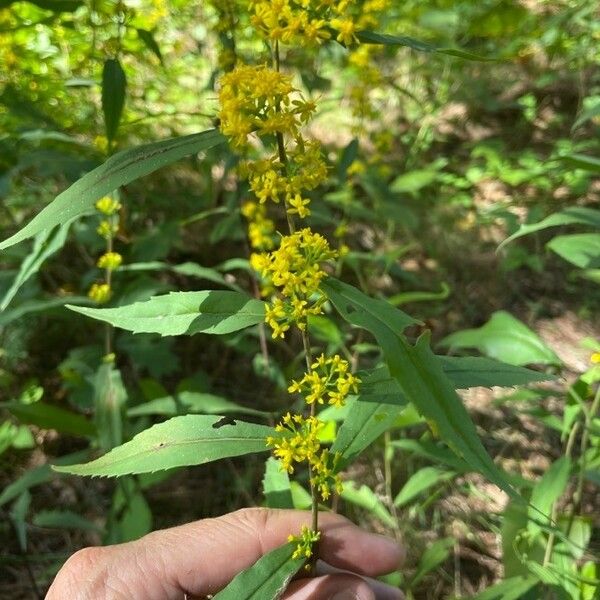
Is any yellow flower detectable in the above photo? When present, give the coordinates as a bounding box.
[218,65,300,149]
[95,196,121,215]
[88,282,112,304]
[242,201,275,250]
[288,526,321,560]
[288,353,360,407]
[330,17,358,46]
[591,352,600,364]
[267,413,322,472]
[97,252,123,271]
[97,220,119,239]
[310,449,343,499]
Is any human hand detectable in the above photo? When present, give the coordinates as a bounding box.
[46,507,405,600]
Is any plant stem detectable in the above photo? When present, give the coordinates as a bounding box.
[272,38,319,543]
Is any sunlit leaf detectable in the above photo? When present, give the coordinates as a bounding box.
[323,278,519,499]
[0,129,225,250]
[394,466,455,507]
[67,291,265,336]
[440,311,560,366]
[340,480,395,528]
[53,415,273,477]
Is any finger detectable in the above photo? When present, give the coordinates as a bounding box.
[283,574,375,600]
[315,561,404,600]
[146,507,404,595]
[47,507,404,600]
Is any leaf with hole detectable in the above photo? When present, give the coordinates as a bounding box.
[53,415,274,477]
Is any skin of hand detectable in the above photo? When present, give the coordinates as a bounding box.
[45,507,405,600]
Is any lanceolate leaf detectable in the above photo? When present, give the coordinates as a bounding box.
[2,402,95,437]
[440,311,560,366]
[331,397,404,468]
[1,220,75,311]
[499,207,600,249]
[0,129,226,250]
[102,58,127,143]
[213,542,304,600]
[127,392,268,418]
[263,457,294,510]
[360,356,550,401]
[547,233,600,269]
[357,30,494,61]
[53,415,273,477]
[67,291,265,336]
[340,480,395,528]
[322,278,519,500]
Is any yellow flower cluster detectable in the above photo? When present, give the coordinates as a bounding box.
[97,251,123,271]
[88,196,122,303]
[251,228,337,337]
[245,141,327,219]
[267,413,321,472]
[218,65,316,149]
[241,201,275,250]
[88,282,111,304]
[288,354,360,407]
[267,413,343,500]
[250,0,357,46]
[288,525,321,560]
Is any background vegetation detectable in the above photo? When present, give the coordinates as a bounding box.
[1,0,599,598]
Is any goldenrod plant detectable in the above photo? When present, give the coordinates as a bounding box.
[1,1,599,598]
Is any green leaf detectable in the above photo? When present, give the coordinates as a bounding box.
[560,154,600,173]
[468,576,539,600]
[409,538,454,588]
[136,29,163,64]
[331,397,404,468]
[499,207,600,248]
[323,279,519,500]
[0,296,90,327]
[440,311,560,366]
[0,0,83,11]
[120,261,242,291]
[387,283,451,307]
[390,169,439,194]
[127,391,268,418]
[53,415,274,477]
[340,480,395,528]
[356,30,494,61]
[213,542,305,600]
[528,457,571,537]
[391,439,470,473]
[2,402,96,436]
[1,220,74,311]
[102,58,127,143]
[394,466,455,507]
[547,233,600,269]
[67,291,265,336]
[362,357,550,402]
[438,356,551,388]
[33,509,101,532]
[263,457,294,509]
[94,364,127,451]
[10,491,31,552]
[0,451,88,507]
[0,129,225,250]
